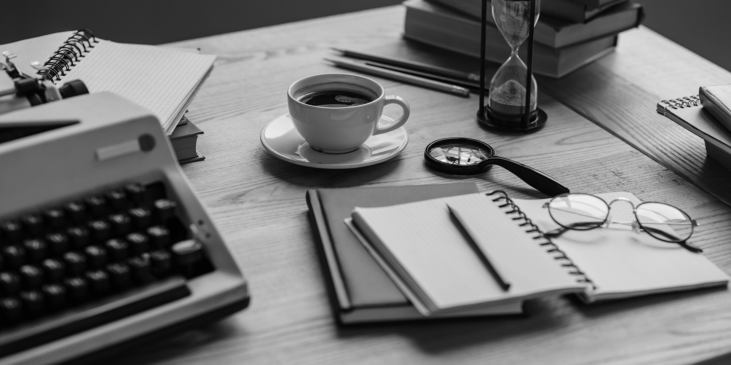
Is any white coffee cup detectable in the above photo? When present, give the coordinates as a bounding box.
[287,73,410,154]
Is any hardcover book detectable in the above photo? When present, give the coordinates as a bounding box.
[404,0,618,78]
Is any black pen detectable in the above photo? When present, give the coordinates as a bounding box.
[447,204,512,291]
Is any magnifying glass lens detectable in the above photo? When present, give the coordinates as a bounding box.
[428,144,491,166]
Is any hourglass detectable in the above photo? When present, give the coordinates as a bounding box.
[478,0,547,131]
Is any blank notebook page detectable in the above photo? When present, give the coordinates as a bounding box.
[352,193,584,312]
[515,192,729,301]
[354,195,505,311]
[60,39,215,131]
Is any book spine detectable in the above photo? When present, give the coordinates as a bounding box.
[38,29,98,82]
[486,190,597,290]
[305,190,353,317]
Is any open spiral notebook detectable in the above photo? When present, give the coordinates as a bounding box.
[0,30,216,134]
[347,191,729,316]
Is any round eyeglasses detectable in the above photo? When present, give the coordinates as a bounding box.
[542,193,701,253]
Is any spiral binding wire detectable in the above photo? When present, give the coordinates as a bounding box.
[660,95,700,109]
[37,29,98,82]
[486,190,597,290]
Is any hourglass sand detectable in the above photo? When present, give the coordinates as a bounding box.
[478,0,547,131]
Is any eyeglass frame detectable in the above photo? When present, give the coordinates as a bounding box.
[541,193,702,253]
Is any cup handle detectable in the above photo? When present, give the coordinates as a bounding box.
[374,95,410,135]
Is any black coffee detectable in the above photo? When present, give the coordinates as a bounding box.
[298,90,373,107]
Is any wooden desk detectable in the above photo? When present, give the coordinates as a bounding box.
[119,7,731,365]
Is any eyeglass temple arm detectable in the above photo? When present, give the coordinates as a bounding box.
[487,157,570,197]
[640,225,703,253]
[544,222,599,238]
[544,223,703,253]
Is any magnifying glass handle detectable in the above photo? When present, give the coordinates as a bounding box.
[487,157,570,196]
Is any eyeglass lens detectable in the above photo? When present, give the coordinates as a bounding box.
[635,203,694,243]
[547,194,608,230]
[548,195,695,243]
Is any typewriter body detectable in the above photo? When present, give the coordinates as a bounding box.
[0,92,250,364]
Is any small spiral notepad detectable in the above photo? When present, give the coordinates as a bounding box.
[1,30,216,133]
[656,94,731,163]
[348,192,728,316]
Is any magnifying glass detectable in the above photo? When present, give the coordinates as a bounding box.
[424,137,570,196]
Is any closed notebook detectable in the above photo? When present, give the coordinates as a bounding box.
[0,30,215,134]
[349,192,728,316]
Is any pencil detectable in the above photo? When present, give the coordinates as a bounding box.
[331,48,481,83]
[324,57,470,97]
[365,60,481,91]
[447,204,512,291]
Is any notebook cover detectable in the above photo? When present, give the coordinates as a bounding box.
[305,183,479,318]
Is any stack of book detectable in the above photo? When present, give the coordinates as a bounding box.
[170,115,205,164]
[403,0,644,78]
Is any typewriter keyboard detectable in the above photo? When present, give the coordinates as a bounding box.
[0,181,213,356]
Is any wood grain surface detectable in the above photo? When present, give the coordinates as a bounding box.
[110,7,731,365]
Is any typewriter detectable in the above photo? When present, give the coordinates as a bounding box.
[0,91,250,364]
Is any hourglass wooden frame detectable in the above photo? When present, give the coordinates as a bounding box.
[478,0,547,131]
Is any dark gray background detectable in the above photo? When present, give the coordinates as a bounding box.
[2,0,729,71]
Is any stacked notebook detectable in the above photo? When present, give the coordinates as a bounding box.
[307,184,484,323]
[403,0,644,78]
[0,29,215,135]
[308,184,729,323]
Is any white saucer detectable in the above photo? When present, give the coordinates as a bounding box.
[260,114,408,169]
